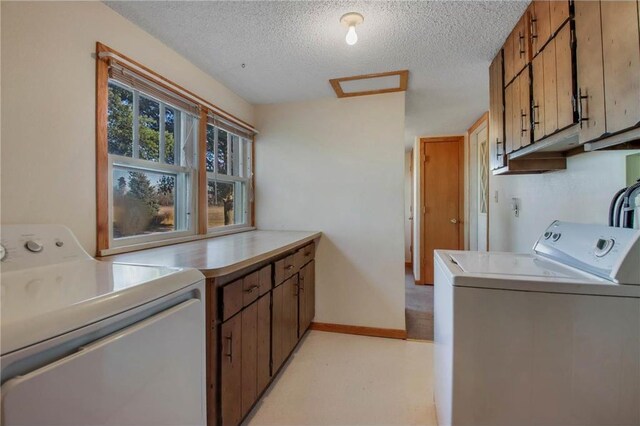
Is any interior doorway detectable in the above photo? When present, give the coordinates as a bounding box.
[467,113,490,252]
[420,136,464,285]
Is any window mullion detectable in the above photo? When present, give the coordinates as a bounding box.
[132,91,139,158]
[159,103,165,163]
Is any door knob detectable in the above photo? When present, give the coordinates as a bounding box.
[450,218,458,224]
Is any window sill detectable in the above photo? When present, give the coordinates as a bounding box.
[98,226,256,257]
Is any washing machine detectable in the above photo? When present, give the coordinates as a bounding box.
[1,224,207,425]
[434,221,640,426]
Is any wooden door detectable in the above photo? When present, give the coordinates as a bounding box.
[550,0,570,35]
[601,1,640,133]
[241,303,257,418]
[575,0,606,143]
[489,51,505,170]
[504,29,515,85]
[504,80,515,154]
[532,52,546,141]
[421,137,463,284]
[271,284,284,372]
[543,39,558,135]
[555,24,575,130]
[298,261,315,335]
[519,69,532,148]
[220,314,242,426]
[531,0,551,54]
[256,294,271,396]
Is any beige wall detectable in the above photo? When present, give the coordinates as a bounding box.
[1,1,254,254]
[489,150,640,253]
[255,93,406,331]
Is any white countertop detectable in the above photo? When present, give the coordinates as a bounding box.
[101,230,322,278]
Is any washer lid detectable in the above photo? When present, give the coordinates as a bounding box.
[449,252,593,280]
[1,259,204,355]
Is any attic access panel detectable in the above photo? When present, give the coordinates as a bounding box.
[329,70,409,98]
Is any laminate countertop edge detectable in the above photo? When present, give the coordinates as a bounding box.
[100,230,322,279]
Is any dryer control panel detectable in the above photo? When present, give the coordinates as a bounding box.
[534,221,640,284]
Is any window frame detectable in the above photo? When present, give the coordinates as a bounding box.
[96,42,256,256]
[205,124,253,233]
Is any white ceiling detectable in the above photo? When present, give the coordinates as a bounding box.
[105,1,528,147]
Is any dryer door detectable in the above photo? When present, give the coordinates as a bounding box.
[1,297,205,426]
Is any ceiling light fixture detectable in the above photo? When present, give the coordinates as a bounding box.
[340,12,364,46]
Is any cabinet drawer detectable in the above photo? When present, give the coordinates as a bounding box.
[222,279,244,321]
[274,255,296,286]
[258,265,272,296]
[242,271,260,307]
[295,242,316,269]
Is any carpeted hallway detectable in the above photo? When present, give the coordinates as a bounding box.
[405,267,434,340]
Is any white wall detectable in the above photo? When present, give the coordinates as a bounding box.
[489,150,640,253]
[404,150,413,264]
[1,1,254,254]
[255,93,406,331]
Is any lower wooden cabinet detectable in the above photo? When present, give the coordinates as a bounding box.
[217,245,317,426]
[220,313,242,426]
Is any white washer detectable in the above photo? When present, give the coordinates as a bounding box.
[0,225,207,426]
[434,221,640,426]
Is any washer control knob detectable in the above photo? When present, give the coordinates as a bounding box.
[25,240,43,253]
[544,231,552,239]
[0,244,6,261]
[594,238,614,258]
[552,233,561,242]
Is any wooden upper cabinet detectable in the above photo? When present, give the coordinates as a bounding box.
[542,39,558,135]
[530,0,552,54]
[574,0,606,143]
[489,51,505,170]
[532,53,546,141]
[504,28,516,85]
[505,77,522,154]
[504,81,515,154]
[601,1,640,133]
[519,69,532,148]
[513,13,530,77]
[555,24,575,130]
[550,0,570,35]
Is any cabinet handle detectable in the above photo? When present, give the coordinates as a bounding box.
[285,265,295,271]
[520,109,527,136]
[299,276,305,292]
[578,88,589,128]
[532,104,540,127]
[530,16,538,42]
[519,33,525,57]
[496,139,503,160]
[224,334,233,364]
[304,252,311,257]
[294,283,299,296]
[244,284,259,294]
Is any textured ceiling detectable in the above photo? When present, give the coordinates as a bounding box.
[105,1,529,146]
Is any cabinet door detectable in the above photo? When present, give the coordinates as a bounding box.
[220,314,242,426]
[543,40,558,134]
[531,0,552,54]
[241,303,257,419]
[550,0,570,35]
[504,30,515,85]
[519,69,532,148]
[489,51,505,170]
[282,276,299,356]
[601,1,640,133]
[508,77,522,152]
[532,53,546,141]
[303,261,315,332]
[555,24,575,130]
[271,284,284,372]
[575,0,606,143]
[504,82,515,154]
[513,14,530,76]
[256,294,271,396]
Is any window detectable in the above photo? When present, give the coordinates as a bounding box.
[96,43,257,255]
[107,80,198,246]
[206,123,252,230]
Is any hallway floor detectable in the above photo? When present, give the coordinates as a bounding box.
[245,331,437,426]
[405,267,434,341]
